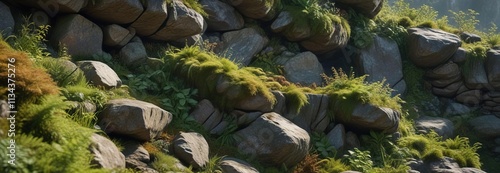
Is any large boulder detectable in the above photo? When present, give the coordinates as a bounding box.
[149,0,205,41]
[89,134,126,169]
[300,22,350,54]
[425,61,461,80]
[98,99,173,141]
[220,157,259,173]
[0,2,14,37]
[336,0,384,18]
[130,0,168,36]
[335,104,400,133]
[77,61,122,89]
[50,14,103,57]
[171,132,209,169]
[469,115,500,138]
[17,0,87,14]
[233,113,310,167]
[220,27,269,66]
[276,51,324,86]
[200,0,244,31]
[407,28,461,68]
[354,35,404,91]
[415,115,454,139]
[486,49,500,90]
[118,36,148,67]
[226,0,279,20]
[82,0,143,24]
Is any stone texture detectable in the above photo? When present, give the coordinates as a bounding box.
[335,103,400,133]
[345,131,361,150]
[464,60,488,90]
[0,2,14,37]
[0,100,8,118]
[469,115,500,138]
[443,102,471,116]
[272,11,311,41]
[119,37,148,67]
[407,28,461,68]
[272,91,286,115]
[83,0,143,24]
[77,61,122,89]
[219,157,259,173]
[17,0,88,14]
[336,0,383,18]
[200,0,244,31]
[220,27,269,66]
[355,35,404,89]
[190,99,216,125]
[451,47,467,64]
[233,113,310,167]
[227,0,278,20]
[425,61,461,80]
[285,94,328,132]
[235,111,262,127]
[430,74,461,88]
[432,81,462,98]
[171,132,209,169]
[415,115,454,139]
[98,99,173,141]
[122,140,154,172]
[276,51,324,86]
[131,0,168,36]
[460,32,482,43]
[103,24,134,47]
[202,109,223,131]
[50,14,103,57]
[150,0,205,41]
[89,134,126,169]
[486,49,500,90]
[456,90,482,106]
[326,124,346,150]
[300,23,350,54]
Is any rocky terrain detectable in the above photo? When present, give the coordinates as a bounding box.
[1,0,500,173]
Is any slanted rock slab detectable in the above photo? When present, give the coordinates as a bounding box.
[277,51,324,86]
[98,99,172,141]
[77,60,122,89]
[150,0,205,41]
[171,132,209,169]
[220,27,269,66]
[220,157,259,173]
[407,28,461,68]
[233,112,310,167]
[415,115,454,139]
[335,103,400,133]
[89,134,126,169]
[200,0,244,31]
[131,0,168,36]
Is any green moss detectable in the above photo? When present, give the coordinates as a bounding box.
[318,69,403,119]
[318,158,350,173]
[462,45,488,77]
[284,0,350,36]
[37,57,87,87]
[397,17,414,28]
[282,84,309,114]
[163,46,276,111]
[151,152,193,173]
[416,21,438,29]
[180,0,208,17]
[423,148,444,161]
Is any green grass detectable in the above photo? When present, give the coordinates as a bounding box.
[318,69,404,119]
[398,132,481,168]
[284,0,350,36]
[163,46,276,111]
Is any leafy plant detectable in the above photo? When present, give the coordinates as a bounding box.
[311,132,337,158]
[8,21,51,60]
[293,154,321,173]
[450,9,480,33]
[343,148,373,172]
